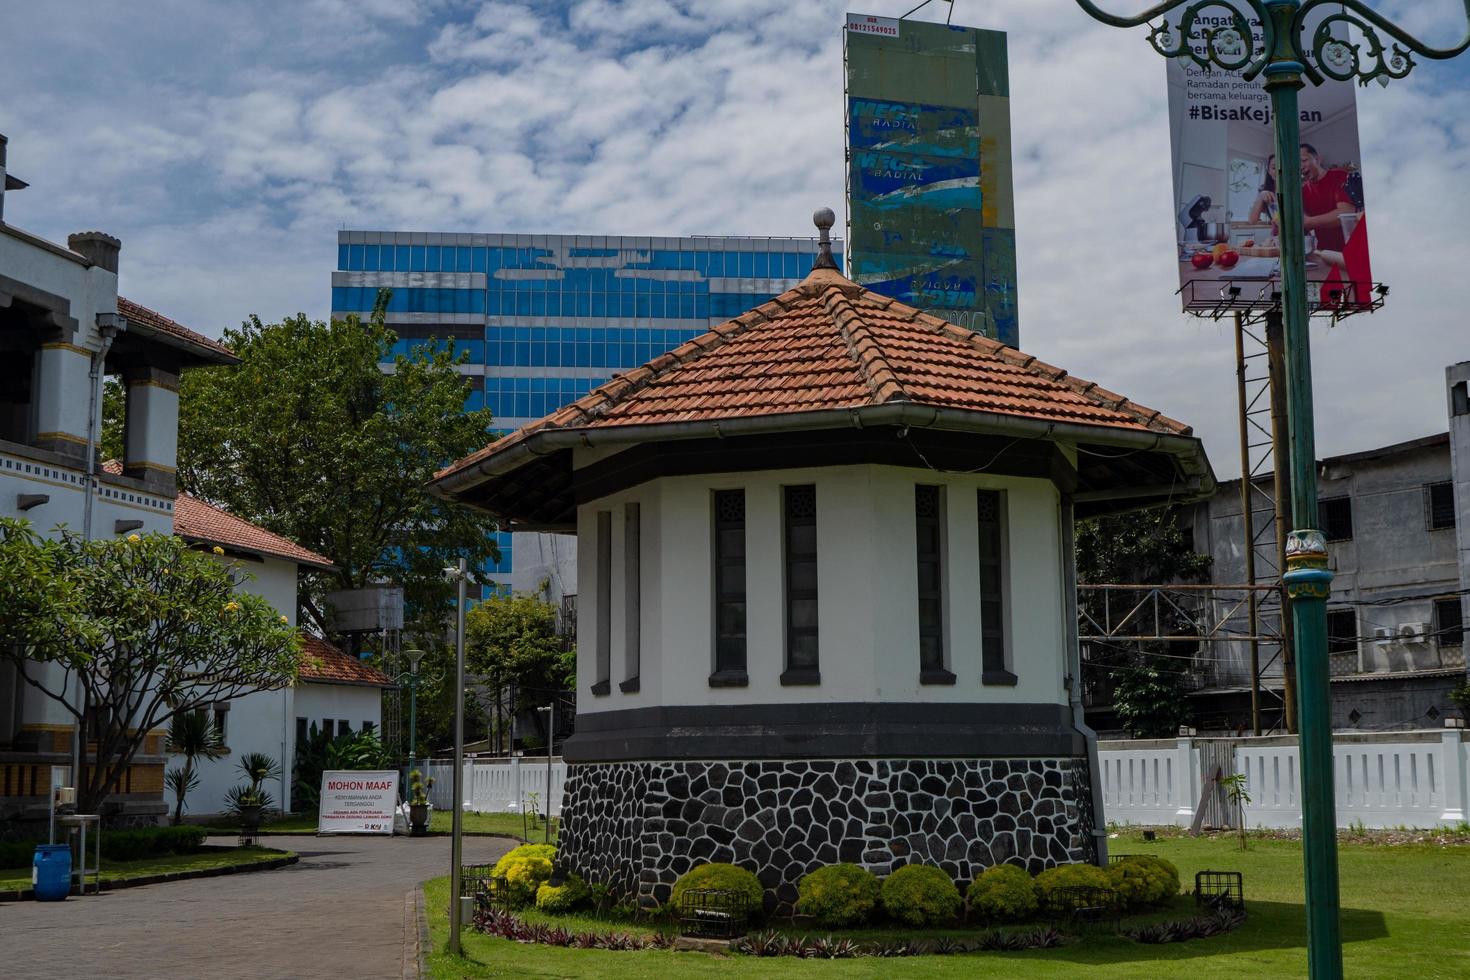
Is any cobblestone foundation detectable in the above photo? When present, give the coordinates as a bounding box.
[557,757,1089,911]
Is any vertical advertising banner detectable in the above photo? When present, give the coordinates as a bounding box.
[844,14,1019,347]
[1167,4,1372,310]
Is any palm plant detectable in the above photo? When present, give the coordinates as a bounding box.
[227,752,282,817]
[165,709,226,825]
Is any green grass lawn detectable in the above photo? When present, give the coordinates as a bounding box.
[202,810,557,842]
[0,845,293,891]
[422,828,1470,978]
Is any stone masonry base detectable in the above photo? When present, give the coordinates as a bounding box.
[556,757,1089,912]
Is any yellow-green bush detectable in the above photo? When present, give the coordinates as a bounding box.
[1032,862,1116,909]
[670,863,765,918]
[880,864,962,927]
[1109,855,1180,909]
[491,843,557,908]
[966,864,1038,922]
[535,871,590,914]
[795,863,881,928]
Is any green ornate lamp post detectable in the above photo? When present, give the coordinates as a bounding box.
[1072,3,1470,977]
[395,648,429,766]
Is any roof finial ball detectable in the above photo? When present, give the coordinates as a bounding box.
[811,206,839,271]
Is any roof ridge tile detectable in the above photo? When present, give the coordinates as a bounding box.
[823,285,906,404]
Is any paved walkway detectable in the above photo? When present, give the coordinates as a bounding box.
[5,833,513,980]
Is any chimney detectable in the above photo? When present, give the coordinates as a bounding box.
[68,231,122,274]
[0,133,29,224]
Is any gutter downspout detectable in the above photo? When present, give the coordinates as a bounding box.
[1060,490,1108,865]
[74,313,124,790]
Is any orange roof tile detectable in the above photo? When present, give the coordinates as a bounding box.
[102,460,335,570]
[436,267,1193,486]
[298,634,394,688]
[117,296,237,364]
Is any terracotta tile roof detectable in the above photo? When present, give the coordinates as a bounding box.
[298,634,394,688]
[436,267,1192,484]
[102,461,335,570]
[117,296,238,364]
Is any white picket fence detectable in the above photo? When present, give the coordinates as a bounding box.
[424,757,567,817]
[1099,730,1469,829]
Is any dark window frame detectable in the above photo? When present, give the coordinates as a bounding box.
[619,502,642,693]
[1318,496,1354,542]
[1425,481,1456,531]
[914,484,953,684]
[592,510,612,696]
[1326,608,1358,657]
[978,489,1016,685]
[1434,597,1464,649]
[711,489,748,686]
[781,484,820,685]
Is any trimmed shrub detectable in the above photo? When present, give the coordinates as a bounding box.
[536,872,591,914]
[1,825,210,870]
[1033,862,1116,911]
[880,864,962,927]
[1109,855,1180,909]
[669,863,764,919]
[795,863,881,928]
[491,843,557,908]
[966,864,1039,922]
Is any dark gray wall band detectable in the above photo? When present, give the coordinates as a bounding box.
[561,701,1084,762]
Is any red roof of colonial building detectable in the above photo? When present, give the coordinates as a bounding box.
[298,634,395,688]
[429,248,1214,525]
[102,461,335,570]
[117,296,238,364]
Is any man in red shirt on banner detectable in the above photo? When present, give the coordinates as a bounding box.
[1297,142,1371,304]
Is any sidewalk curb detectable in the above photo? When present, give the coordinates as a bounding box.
[404,886,431,979]
[0,852,298,903]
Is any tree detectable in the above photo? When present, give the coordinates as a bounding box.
[165,709,226,825]
[0,518,95,652]
[0,524,300,812]
[172,304,500,637]
[1075,507,1212,738]
[465,590,574,749]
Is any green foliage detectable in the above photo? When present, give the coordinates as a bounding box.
[1033,863,1116,906]
[492,843,558,908]
[1449,681,1470,720]
[536,872,591,914]
[98,825,208,861]
[465,591,574,713]
[670,863,765,918]
[966,863,1039,922]
[1112,664,1193,739]
[291,724,390,810]
[1075,507,1212,738]
[1221,772,1253,849]
[794,863,881,928]
[0,525,299,812]
[409,769,434,806]
[173,308,500,638]
[879,864,962,927]
[1107,855,1180,909]
[228,752,281,813]
[165,709,227,825]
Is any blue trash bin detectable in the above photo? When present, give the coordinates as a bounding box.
[33,844,71,901]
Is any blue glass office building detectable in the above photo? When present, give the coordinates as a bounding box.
[331,231,843,598]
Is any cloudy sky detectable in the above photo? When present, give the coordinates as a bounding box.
[3,0,1467,474]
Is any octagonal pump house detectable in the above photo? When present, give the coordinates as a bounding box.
[429,209,1215,911]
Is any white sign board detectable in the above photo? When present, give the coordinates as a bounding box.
[845,12,898,37]
[316,770,399,835]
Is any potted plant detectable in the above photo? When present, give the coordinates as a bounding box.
[408,769,433,836]
[226,752,280,838]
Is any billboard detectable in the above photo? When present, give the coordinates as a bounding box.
[844,13,1019,347]
[1167,5,1372,311]
[317,770,400,835]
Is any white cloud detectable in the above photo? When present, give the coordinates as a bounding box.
[0,0,1466,475]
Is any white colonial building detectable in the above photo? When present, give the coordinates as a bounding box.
[431,213,1216,910]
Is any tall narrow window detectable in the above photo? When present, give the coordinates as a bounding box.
[1425,482,1456,531]
[978,489,1015,685]
[712,489,747,684]
[620,503,641,692]
[915,485,953,683]
[1435,597,1464,650]
[593,510,612,696]
[1318,497,1353,542]
[782,485,819,683]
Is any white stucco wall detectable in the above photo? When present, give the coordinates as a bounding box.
[574,461,1068,714]
[294,682,384,738]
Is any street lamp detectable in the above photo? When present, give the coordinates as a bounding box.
[534,703,555,845]
[1072,3,1470,977]
[397,648,428,768]
[443,560,470,957]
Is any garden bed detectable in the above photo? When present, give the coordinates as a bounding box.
[0,845,297,901]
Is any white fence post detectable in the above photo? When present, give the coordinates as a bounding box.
[509,756,521,813]
[1441,731,1467,825]
[1175,738,1197,821]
